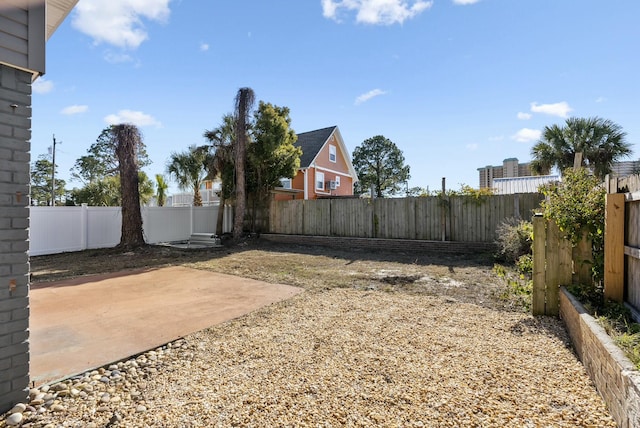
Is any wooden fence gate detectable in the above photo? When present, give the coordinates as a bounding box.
[532,216,572,316]
[532,215,595,316]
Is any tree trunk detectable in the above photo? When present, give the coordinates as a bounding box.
[216,196,225,236]
[193,187,203,207]
[233,87,255,240]
[115,125,145,249]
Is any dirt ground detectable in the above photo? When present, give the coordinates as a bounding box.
[30,239,514,311]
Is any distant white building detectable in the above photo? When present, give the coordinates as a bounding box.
[492,175,559,195]
[478,158,534,188]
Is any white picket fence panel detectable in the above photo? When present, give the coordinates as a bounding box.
[29,204,233,256]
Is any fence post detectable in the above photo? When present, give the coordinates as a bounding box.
[604,192,625,302]
[532,215,546,315]
[80,204,88,251]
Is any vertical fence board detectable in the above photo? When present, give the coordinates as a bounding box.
[573,233,593,285]
[627,200,640,310]
[545,221,561,316]
[532,216,547,316]
[604,193,625,302]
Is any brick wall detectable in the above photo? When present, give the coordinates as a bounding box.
[560,288,640,427]
[0,64,31,413]
[261,234,497,255]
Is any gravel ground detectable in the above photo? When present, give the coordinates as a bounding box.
[2,287,615,427]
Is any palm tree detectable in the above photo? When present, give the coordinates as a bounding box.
[233,87,255,239]
[155,174,168,207]
[167,145,210,207]
[204,114,235,235]
[531,117,631,179]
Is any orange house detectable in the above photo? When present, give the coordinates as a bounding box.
[274,126,358,200]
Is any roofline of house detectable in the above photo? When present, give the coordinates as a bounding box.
[307,127,359,182]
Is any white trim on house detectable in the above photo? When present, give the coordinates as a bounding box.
[314,165,353,177]
[315,171,325,190]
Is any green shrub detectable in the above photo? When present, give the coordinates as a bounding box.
[495,218,533,264]
[540,168,605,283]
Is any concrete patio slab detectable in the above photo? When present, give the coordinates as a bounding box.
[29,266,303,385]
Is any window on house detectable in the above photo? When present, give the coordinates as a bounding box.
[280,178,292,189]
[335,176,341,187]
[329,145,337,163]
[316,172,325,190]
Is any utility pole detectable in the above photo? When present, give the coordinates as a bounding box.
[50,135,60,206]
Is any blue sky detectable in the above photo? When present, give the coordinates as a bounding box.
[32,0,640,194]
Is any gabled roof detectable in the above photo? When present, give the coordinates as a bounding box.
[295,126,337,168]
[294,126,358,181]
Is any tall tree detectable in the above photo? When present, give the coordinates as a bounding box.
[71,125,151,184]
[247,101,301,229]
[30,155,66,206]
[155,174,168,207]
[531,117,631,179]
[352,135,411,197]
[204,114,236,235]
[114,124,146,248]
[167,145,211,207]
[233,87,255,239]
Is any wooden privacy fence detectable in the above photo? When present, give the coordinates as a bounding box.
[269,194,543,242]
[603,174,640,319]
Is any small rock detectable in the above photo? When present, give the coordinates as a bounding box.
[52,383,68,392]
[136,404,147,412]
[10,403,26,414]
[50,403,65,412]
[5,412,23,426]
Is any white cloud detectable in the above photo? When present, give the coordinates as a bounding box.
[32,78,54,94]
[104,110,162,127]
[200,42,209,52]
[595,96,606,103]
[530,101,572,118]
[355,89,387,105]
[512,128,541,143]
[466,143,478,151]
[517,112,532,120]
[72,0,171,49]
[322,0,433,25]
[61,105,89,115]
[453,0,480,4]
[104,51,134,64]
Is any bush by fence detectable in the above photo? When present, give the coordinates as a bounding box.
[29,205,232,256]
[269,194,543,242]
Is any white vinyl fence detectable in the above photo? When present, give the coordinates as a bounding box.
[29,204,233,256]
